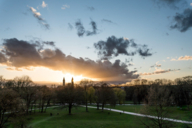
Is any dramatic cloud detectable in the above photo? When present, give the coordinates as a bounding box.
[86,20,98,36]
[140,68,180,76]
[171,8,192,32]
[75,20,85,37]
[0,53,7,63]
[40,49,56,58]
[190,3,192,6]
[75,20,99,37]
[94,36,152,59]
[0,38,139,81]
[29,6,50,29]
[138,48,152,57]
[42,1,47,8]
[61,5,70,10]
[171,55,192,61]
[87,6,95,11]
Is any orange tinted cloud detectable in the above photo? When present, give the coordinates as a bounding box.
[0,38,139,81]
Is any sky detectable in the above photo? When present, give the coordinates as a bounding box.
[0,0,192,83]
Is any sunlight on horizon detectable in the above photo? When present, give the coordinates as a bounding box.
[63,73,98,83]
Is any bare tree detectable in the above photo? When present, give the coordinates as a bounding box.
[13,76,35,114]
[140,85,176,128]
[0,89,24,128]
[0,76,4,89]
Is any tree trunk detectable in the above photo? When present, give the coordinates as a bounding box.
[34,101,36,113]
[21,124,24,128]
[26,105,29,114]
[102,102,104,112]
[86,99,88,112]
[96,102,99,110]
[45,99,51,112]
[41,103,44,113]
[68,103,72,115]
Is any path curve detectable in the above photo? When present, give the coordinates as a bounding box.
[83,105,192,125]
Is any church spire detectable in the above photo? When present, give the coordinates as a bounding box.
[63,77,65,86]
[71,77,74,86]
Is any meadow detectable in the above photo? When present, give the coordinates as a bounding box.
[15,105,192,128]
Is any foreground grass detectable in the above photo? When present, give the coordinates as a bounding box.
[27,107,143,128]
[7,106,186,128]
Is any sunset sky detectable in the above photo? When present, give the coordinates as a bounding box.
[0,0,192,83]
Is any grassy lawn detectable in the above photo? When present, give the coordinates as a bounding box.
[98,104,192,121]
[26,106,144,128]
[6,106,189,128]
[24,106,143,128]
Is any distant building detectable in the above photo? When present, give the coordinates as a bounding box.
[63,77,65,86]
[71,77,74,86]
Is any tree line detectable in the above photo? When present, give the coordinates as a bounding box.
[0,76,125,128]
[0,75,192,128]
[124,76,192,108]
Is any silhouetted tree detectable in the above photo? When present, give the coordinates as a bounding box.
[13,76,35,114]
[95,83,116,111]
[113,88,126,104]
[80,79,93,112]
[87,86,95,104]
[56,82,84,115]
[140,85,176,128]
[0,89,24,128]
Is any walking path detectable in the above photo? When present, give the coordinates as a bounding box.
[4,105,192,124]
[83,105,192,125]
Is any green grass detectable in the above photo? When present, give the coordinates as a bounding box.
[8,105,192,128]
[98,104,192,121]
[26,107,144,128]
[10,106,189,128]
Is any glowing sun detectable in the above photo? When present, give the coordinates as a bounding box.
[63,73,97,83]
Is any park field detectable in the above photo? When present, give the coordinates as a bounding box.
[11,105,191,128]
[101,104,192,121]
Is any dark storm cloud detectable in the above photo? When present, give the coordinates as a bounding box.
[94,36,152,59]
[75,20,85,37]
[0,38,139,81]
[171,8,192,32]
[29,6,50,30]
